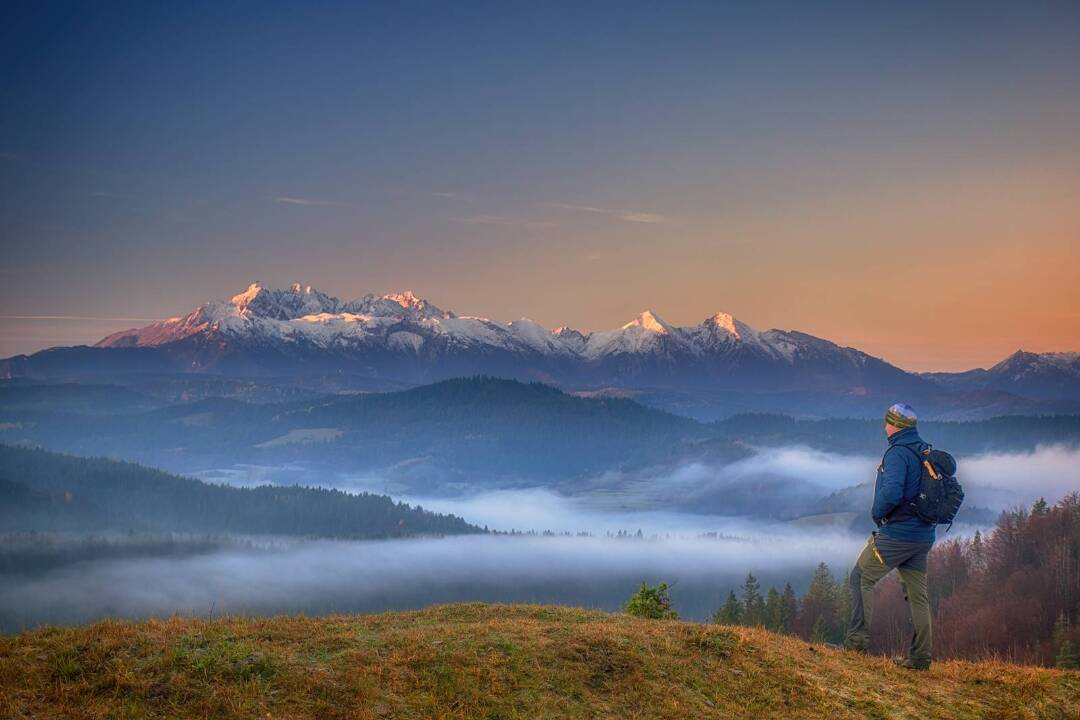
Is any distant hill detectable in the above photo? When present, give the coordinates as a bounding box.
[2,377,1079,493]
[4,282,1076,419]
[0,376,731,485]
[0,444,479,537]
[1,603,1076,719]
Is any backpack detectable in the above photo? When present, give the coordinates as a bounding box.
[895,445,964,529]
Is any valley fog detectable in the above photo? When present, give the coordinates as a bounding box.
[3,444,1077,632]
[0,530,862,632]
[201,444,1080,529]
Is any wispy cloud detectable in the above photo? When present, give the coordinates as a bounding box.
[458,215,556,230]
[274,196,343,207]
[543,202,673,224]
[618,212,669,224]
[86,191,131,199]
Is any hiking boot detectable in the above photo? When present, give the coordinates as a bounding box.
[892,656,930,671]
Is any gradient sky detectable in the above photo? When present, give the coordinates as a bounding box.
[2,1,1078,371]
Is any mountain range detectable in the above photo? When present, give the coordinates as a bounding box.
[3,282,1078,419]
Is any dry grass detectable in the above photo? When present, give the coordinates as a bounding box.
[1,603,1077,719]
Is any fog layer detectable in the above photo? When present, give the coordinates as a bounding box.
[0,531,861,631]
[4,444,1077,631]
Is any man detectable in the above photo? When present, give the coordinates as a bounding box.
[844,403,935,670]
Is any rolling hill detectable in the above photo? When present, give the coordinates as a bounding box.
[1,603,1076,719]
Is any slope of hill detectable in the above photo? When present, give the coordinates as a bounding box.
[0,445,479,537]
[1,604,1076,720]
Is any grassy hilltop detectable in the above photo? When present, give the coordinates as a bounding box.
[1,604,1078,720]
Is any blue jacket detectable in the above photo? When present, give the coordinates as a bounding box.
[872,427,936,544]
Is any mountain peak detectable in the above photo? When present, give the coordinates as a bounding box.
[230,281,265,311]
[384,290,426,311]
[624,310,672,335]
[706,311,740,337]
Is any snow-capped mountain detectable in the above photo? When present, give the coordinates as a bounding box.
[85,282,915,389]
[2,282,1076,418]
[924,350,1080,402]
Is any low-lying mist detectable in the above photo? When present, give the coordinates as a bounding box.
[0,530,861,632]
[3,444,1077,632]
[367,444,1080,531]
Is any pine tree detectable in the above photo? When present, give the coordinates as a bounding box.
[1053,612,1079,670]
[713,590,743,625]
[836,571,853,637]
[805,563,838,607]
[780,583,798,634]
[1055,638,1079,670]
[742,573,765,626]
[802,562,841,643]
[764,587,782,632]
[1032,497,1050,515]
[969,529,986,573]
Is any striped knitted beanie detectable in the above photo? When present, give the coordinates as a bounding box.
[885,403,918,429]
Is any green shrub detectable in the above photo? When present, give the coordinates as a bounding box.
[624,582,679,620]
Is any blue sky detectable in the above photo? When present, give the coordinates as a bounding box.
[2,1,1078,369]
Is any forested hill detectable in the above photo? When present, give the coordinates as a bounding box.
[2,377,1079,486]
[0,445,479,537]
[0,376,724,480]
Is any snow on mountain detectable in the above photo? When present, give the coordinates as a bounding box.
[9,282,1077,417]
[583,311,695,359]
[989,350,1080,381]
[95,282,893,372]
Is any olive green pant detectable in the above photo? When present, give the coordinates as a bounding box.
[844,533,933,666]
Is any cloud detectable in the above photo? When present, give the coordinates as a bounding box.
[274,196,343,207]
[458,215,556,229]
[544,203,611,214]
[431,192,461,198]
[543,202,673,224]
[618,212,670,224]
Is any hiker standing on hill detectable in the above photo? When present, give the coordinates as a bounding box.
[844,403,936,670]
